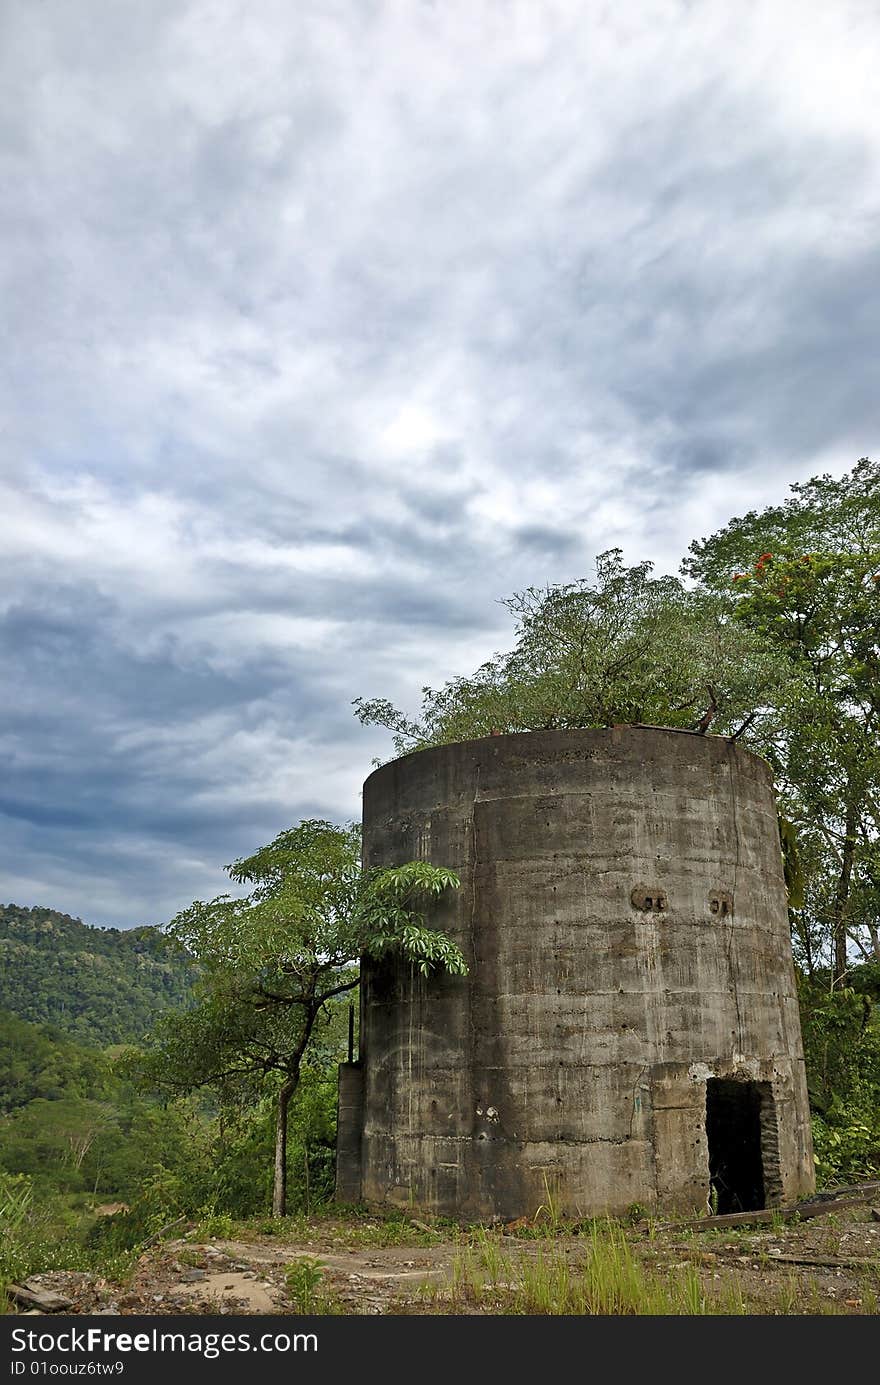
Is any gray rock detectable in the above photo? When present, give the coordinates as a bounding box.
[9,1284,74,1313]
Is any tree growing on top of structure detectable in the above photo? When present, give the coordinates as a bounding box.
[354,547,790,751]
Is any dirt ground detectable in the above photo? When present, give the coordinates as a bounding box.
[10,1197,880,1316]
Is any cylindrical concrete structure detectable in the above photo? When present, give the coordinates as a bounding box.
[337,727,814,1220]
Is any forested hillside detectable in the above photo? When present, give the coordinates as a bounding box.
[0,1008,219,1211]
[0,904,196,1045]
[0,1009,110,1112]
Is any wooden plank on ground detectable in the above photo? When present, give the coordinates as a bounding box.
[646,1184,880,1233]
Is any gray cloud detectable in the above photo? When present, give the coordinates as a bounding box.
[1,0,878,924]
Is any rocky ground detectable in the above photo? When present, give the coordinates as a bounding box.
[7,1198,880,1317]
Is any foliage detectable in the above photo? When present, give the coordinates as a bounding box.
[0,1008,111,1112]
[0,1088,208,1201]
[0,1171,55,1288]
[0,1097,116,1187]
[0,1171,33,1245]
[798,976,879,1115]
[0,904,196,1045]
[167,820,364,981]
[811,1112,880,1185]
[128,820,365,1215]
[128,820,464,1215]
[284,1256,338,1314]
[0,1013,215,1211]
[682,458,880,588]
[164,821,466,985]
[205,1067,340,1217]
[354,548,788,753]
[685,458,880,980]
[0,1172,139,1292]
[797,969,880,1184]
[130,819,465,1113]
[360,862,467,977]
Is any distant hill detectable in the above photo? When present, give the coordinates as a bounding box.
[0,904,197,1047]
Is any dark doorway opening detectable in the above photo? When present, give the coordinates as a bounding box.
[706,1079,766,1214]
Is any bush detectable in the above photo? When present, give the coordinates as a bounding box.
[798,975,880,1184]
[811,1109,880,1184]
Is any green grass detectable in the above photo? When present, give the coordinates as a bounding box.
[191,1212,239,1240]
[225,1204,453,1249]
[5,1185,870,1318]
[439,1221,754,1315]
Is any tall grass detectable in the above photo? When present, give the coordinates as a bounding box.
[1,1173,37,1305]
[448,1220,750,1315]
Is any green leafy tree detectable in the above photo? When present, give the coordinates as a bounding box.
[684,458,880,983]
[202,1045,343,1218]
[355,549,788,753]
[129,820,465,1216]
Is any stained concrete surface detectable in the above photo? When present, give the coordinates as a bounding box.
[339,727,814,1220]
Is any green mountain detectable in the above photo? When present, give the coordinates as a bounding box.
[0,904,196,1046]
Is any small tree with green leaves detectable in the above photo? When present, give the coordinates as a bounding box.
[130,820,465,1216]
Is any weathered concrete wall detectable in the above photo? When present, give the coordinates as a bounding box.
[334,1063,364,1205]
[337,726,814,1220]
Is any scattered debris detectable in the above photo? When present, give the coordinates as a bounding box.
[4,1198,878,1317]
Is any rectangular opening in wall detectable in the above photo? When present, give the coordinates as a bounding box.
[705,1078,769,1214]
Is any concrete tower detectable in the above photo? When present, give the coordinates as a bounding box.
[336,726,814,1220]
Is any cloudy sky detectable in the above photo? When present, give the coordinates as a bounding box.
[2,0,878,928]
